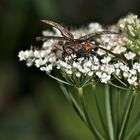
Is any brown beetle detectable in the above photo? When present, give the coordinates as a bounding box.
[36,20,120,59]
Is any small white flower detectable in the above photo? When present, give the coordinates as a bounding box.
[35,58,44,67]
[97,48,106,56]
[24,50,34,58]
[120,65,129,72]
[66,69,72,75]
[133,63,140,73]
[42,40,54,48]
[107,65,115,74]
[129,69,137,75]
[59,61,68,68]
[91,65,100,70]
[46,64,53,72]
[67,65,72,69]
[18,51,26,61]
[77,57,85,62]
[79,68,88,73]
[104,64,110,72]
[124,52,136,60]
[34,50,41,58]
[40,64,53,73]
[84,61,92,67]
[116,68,120,75]
[114,63,120,69]
[93,56,99,64]
[88,71,93,76]
[96,71,102,77]
[88,22,103,32]
[49,56,56,62]
[56,65,60,69]
[40,50,49,57]
[133,62,139,69]
[113,46,126,54]
[101,56,111,63]
[128,76,138,86]
[123,72,129,77]
[101,73,111,83]
[120,23,125,29]
[73,62,80,68]
[40,66,46,71]
[101,35,110,43]
[18,50,34,61]
[101,65,106,71]
[76,72,81,77]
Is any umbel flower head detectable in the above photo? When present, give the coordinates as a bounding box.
[18,14,140,88]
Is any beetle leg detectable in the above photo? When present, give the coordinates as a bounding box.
[36,36,68,41]
[79,31,119,41]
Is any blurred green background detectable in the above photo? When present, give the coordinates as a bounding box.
[0,0,140,140]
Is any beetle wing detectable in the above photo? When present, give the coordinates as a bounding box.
[41,20,74,40]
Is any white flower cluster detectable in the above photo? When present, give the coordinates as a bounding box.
[18,14,140,87]
[119,14,140,56]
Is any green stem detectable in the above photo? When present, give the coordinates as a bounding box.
[124,117,140,140]
[113,88,119,140]
[109,82,129,91]
[78,87,106,140]
[105,84,115,140]
[118,89,137,140]
[48,74,70,85]
[113,75,127,87]
[59,83,86,123]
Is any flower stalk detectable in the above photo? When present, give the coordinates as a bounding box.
[78,87,106,140]
[59,83,86,123]
[118,89,137,140]
[105,84,115,140]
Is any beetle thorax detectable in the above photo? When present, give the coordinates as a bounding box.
[62,41,94,58]
[63,42,83,54]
